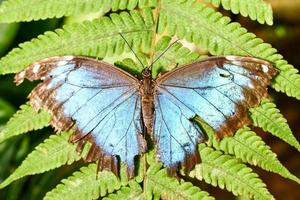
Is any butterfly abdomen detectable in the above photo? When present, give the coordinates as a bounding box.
[141,68,155,132]
[141,94,154,132]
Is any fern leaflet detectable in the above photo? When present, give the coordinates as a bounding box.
[103,181,143,200]
[146,162,214,200]
[0,0,158,23]
[190,145,274,199]
[206,0,273,25]
[0,103,50,143]
[198,117,300,184]
[44,163,122,200]
[250,99,300,151]
[0,9,153,75]
[159,0,300,100]
[0,131,89,189]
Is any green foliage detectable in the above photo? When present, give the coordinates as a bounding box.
[0,131,89,189]
[0,0,300,199]
[0,0,158,23]
[199,117,300,184]
[0,103,50,143]
[158,0,300,100]
[206,0,273,25]
[44,163,122,200]
[190,145,274,199]
[0,9,153,74]
[146,163,215,200]
[152,36,207,77]
[250,99,300,151]
[103,181,143,200]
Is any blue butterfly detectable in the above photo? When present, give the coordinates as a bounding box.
[15,55,277,177]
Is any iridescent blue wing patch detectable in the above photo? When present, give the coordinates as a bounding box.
[15,56,146,177]
[154,56,277,173]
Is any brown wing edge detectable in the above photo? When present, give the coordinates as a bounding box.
[165,135,205,177]
[214,56,278,138]
[14,56,146,178]
[15,56,139,86]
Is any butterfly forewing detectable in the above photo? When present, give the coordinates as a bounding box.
[154,56,277,172]
[15,56,146,177]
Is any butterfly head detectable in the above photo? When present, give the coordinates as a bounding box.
[142,67,151,78]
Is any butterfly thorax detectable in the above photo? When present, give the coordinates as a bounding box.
[140,68,155,132]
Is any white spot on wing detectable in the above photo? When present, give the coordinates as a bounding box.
[230,60,241,66]
[32,64,40,74]
[57,60,68,66]
[18,71,25,78]
[262,64,269,73]
[46,84,52,89]
[225,56,237,61]
[249,83,254,88]
[64,56,74,61]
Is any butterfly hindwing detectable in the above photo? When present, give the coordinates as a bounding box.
[153,90,204,174]
[154,56,277,172]
[15,56,146,177]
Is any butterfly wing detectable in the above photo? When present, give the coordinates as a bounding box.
[154,56,277,172]
[15,56,146,177]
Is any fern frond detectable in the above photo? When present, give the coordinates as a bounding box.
[198,116,300,184]
[0,0,158,23]
[159,0,300,100]
[0,103,50,144]
[190,145,274,199]
[44,163,122,200]
[152,36,207,78]
[0,9,153,75]
[146,163,215,200]
[103,181,143,200]
[250,99,300,151]
[206,0,273,25]
[0,132,88,189]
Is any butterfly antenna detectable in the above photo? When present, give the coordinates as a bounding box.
[150,38,180,68]
[119,33,145,68]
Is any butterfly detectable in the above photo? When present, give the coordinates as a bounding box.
[14,55,277,177]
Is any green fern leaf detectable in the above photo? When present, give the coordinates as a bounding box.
[152,36,207,78]
[146,163,214,200]
[103,181,143,200]
[198,116,300,184]
[0,9,153,75]
[0,0,158,23]
[250,99,300,151]
[159,0,300,100]
[0,131,88,189]
[44,163,122,200]
[190,145,274,199]
[0,103,50,144]
[206,0,273,25]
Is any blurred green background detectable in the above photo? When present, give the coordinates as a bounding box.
[0,0,299,199]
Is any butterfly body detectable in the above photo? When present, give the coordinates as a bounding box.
[140,68,155,132]
[15,55,277,177]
